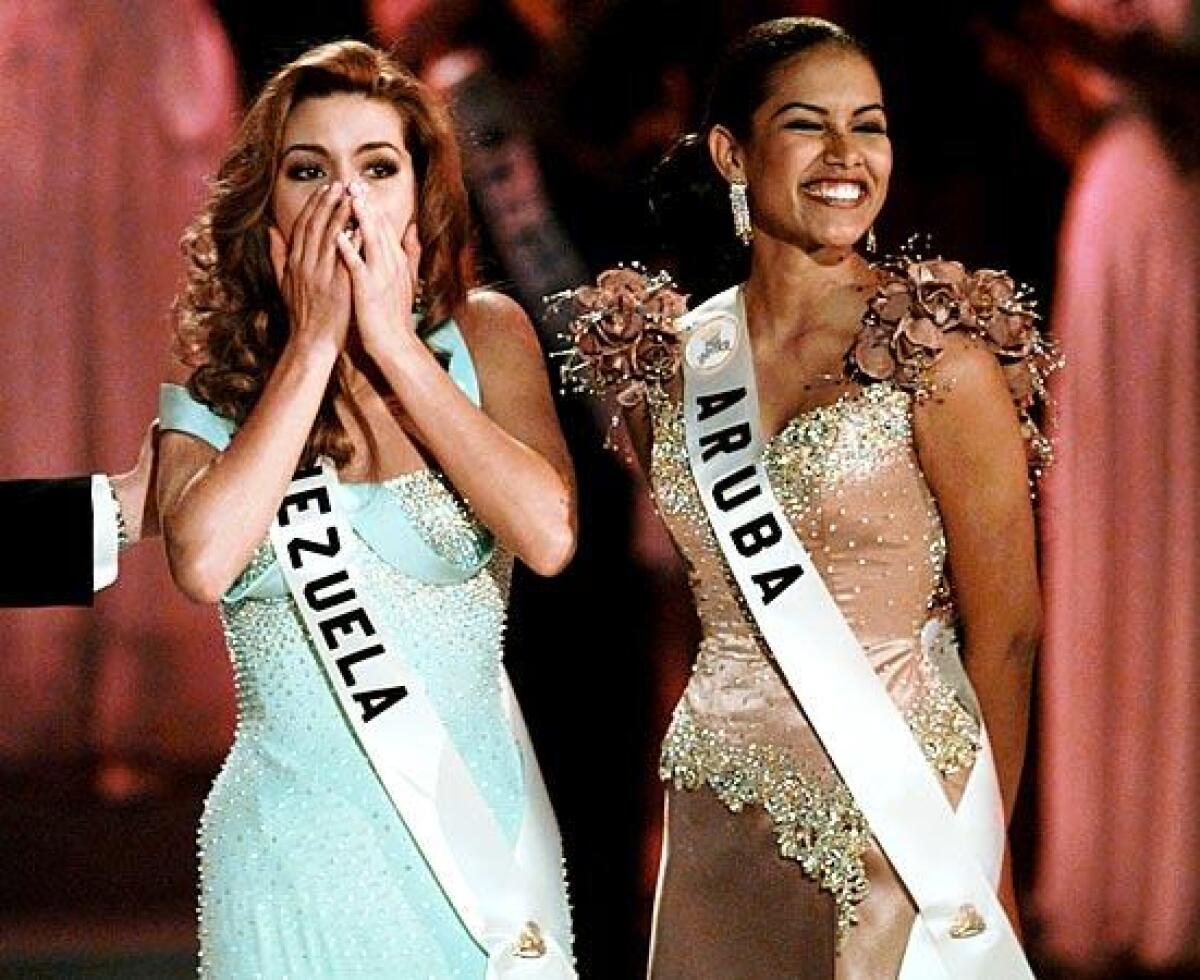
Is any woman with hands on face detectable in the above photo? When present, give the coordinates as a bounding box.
[156,42,576,977]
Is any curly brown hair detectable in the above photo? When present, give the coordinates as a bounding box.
[174,40,474,467]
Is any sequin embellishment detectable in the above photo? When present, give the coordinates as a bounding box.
[649,376,984,953]
[905,682,981,777]
[384,470,492,571]
[661,708,871,945]
[910,619,981,776]
[763,385,912,523]
[192,469,563,975]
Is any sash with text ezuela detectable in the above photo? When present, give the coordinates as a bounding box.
[271,461,575,979]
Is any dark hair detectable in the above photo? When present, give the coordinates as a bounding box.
[175,41,474,469]
[649,17,872,295]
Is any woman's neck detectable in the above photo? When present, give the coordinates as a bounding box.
[742,234,872,345]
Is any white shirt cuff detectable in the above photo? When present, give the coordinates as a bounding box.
[91,474,120,592]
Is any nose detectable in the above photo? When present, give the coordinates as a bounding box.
[305,176,347,207]
[327,166,353,192]
[822,129,863,168]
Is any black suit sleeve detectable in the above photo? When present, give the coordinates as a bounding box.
[0,477,94,607]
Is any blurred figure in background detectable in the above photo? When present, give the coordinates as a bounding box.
[986,2,1200,973]
[0,1,237,965]
[0,0,237,815]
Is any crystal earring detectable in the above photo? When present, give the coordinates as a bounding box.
[729,180,753,245]
[864,226,877,255]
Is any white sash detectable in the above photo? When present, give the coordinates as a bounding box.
[269,461,575,979]
[679,286,1033,979]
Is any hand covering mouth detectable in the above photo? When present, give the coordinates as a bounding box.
[342,217,364,254]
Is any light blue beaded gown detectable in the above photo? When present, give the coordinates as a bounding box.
[159,321,571,979]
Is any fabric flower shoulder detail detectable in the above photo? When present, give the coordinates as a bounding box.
[851,251,1062,469]
[548,266,687,407]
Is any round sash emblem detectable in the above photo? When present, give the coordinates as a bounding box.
[685,313,739,372]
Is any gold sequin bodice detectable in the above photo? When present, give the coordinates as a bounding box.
[650,382,981,942]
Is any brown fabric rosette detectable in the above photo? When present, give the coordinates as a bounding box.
[552,266,688,407]
[554,255,1059,470]
[851,253,1061,469]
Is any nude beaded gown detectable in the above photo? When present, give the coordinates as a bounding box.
[647,380,982,979]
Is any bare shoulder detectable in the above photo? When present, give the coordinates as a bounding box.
[921,331,1011,410]
[913,331,1027,486]
[453,289,558,424]
[455,288,543,363]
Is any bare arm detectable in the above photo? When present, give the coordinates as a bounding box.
[370,290,577,575]
[339,191,576,575]
[160,183,353,603]
[159,345,339,603]
[913,333,1042,825]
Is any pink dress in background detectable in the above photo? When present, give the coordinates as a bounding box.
[0,0,238,775]
[1036,114,1200,970]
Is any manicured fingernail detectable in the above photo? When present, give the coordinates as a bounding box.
[348,180,365,199]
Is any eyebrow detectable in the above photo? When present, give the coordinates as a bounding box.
[770,101,886,119]
[280,140,403,159]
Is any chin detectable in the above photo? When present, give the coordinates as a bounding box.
[808,228,867,251]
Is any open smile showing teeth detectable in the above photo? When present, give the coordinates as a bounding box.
[802,180,868,207]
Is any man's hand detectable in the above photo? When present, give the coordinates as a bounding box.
[109,422,161,546]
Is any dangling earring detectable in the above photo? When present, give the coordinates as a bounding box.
[730,180,753,245]
[864,226,877,255]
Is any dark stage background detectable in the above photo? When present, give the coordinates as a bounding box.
[1,1,1196,977]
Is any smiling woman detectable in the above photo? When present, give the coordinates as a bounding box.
[648,18,887,299]
[154,40,577,978]
[711,41,890,252]
[608,16,1050,979]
